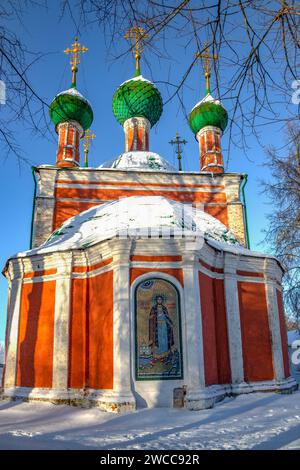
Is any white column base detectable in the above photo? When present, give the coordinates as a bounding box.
[1,378,297,412]
[185,384,230,410]
[1,387,136,413]
[231,377,298,395]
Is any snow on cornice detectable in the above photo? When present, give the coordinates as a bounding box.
[99,151,176,172]
[13,196,241,257]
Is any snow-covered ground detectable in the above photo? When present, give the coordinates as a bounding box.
[0,391,300,450]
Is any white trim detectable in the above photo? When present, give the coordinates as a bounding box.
[231,376,297,394]
[52,254,73,390]
[110,240,136,408]
[264,259,285,380]
[71,264,113,280]
[198,265,224,280]
[3,376,297,409]
[130,261,182,269]
[55,183,224,193]
[224,253,244,383]
[182,251,206,404]
[3,279,23,388]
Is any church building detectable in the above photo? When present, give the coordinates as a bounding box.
[1,33,297,412]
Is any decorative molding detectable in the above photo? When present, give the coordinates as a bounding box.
[224,252,244,384]
[52,252,73,390]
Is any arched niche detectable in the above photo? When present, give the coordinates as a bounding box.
[134,277,183,381]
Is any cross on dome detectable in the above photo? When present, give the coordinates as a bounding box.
[195,43,218,95]
[125,25,148,76]
[64,36,88,87]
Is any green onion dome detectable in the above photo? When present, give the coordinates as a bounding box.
[49,86,93,131]
[112,75,163,128]
[189,93,228,135]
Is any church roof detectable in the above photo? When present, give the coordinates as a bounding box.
[189,92,228,135]
[99,151,176,172]
[16,196,243,257]
[49,86,93,131]
[112,74,163,128]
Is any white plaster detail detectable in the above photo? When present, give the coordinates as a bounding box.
[3,278,23,388]
[264,258,285,380]
[182,249,206,406]
[110,239,136,408]
[52,253,73,390]
[224,252,244,383]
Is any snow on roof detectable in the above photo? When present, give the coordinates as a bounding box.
[119,74,158,88]
[99,151,176,172]
[190,93,225,113]
[14,196,241,257]
[56,87,91,106]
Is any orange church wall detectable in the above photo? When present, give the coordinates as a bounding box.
[198,272,219,386]
[53,200,97,229]
[52,183,229,232]
[69,278,88,389]
[130,255,182,262]
[88,271,114,389]
[238,282,274,382]
[55,187,227,205]
[204,205,228,226]
[276,289,290,378]
[16,281,56,388]
[130,268,184,287]
[57,179,225,190]
[69,271,114,390]
[53,200,229,233]
[213,279,231,384]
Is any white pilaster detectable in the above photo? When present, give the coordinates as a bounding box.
[3,262,23,388]
[264,258,285,380]
[182,247,206,407]
[224,252,244,383]
[110,239,135,408]
[52,253,73,390]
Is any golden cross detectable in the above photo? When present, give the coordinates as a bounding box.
[64,37,88,87]
[83,129,96,167]
[195,44,218,94]
[169,132,187,172]
[125,25,148,76]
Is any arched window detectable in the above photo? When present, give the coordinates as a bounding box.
[135,278,183,381]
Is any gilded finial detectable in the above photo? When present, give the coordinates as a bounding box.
[83,129,96,167]
[64,36,88,87]
[195,43,218,95]
[125,25,148,76]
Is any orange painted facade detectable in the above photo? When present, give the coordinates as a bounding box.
[130,267,184,287]
[69,270,114,390]
[199,272,231,385]
[52,183,228,232]
[214,279,231,384]
[198,127,224,173]
[238,282,274,381]
[16,281,56,388]
[56,121,82,167]
[199,272,219,385]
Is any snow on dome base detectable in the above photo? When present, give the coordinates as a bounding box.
[15,196,241,257]
[99,151,176,172]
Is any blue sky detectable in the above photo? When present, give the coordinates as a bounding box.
[0,2,295,341]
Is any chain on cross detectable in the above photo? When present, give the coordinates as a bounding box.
[64,37,88,87]
[125,25,148,76]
